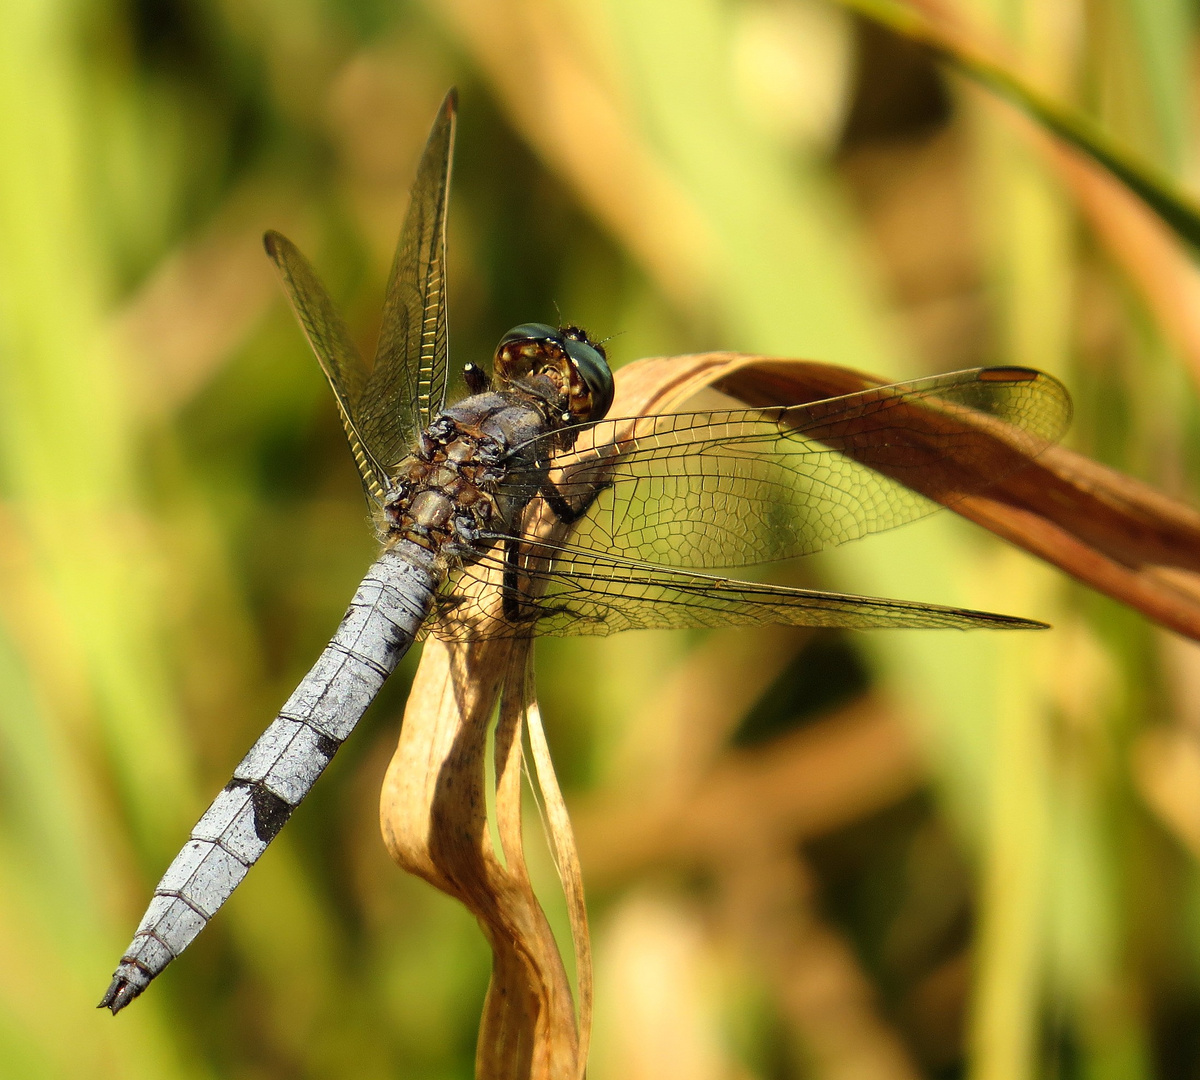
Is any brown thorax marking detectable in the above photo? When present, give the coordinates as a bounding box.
[383,415,504,557]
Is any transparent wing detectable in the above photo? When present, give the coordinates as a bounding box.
[263,230,391,501]
[428,540,1046,639]
[500,367,1071,569]
[265,91,457,503]
[358,88,457,473]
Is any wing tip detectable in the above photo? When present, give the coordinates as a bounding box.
[263,229,285,259]
[443,86,458,115]
[973,365,1074,442]
[966,613,1050,630]
[977,365,1042,383]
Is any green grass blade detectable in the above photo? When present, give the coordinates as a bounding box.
[832,0,1200,249]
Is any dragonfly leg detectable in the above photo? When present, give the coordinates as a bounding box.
[500,535,583,630]
[539,476,612,525]
[462,363,490,394]
[502,537,524,623]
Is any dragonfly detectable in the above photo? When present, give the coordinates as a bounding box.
[101,89,1071,1014]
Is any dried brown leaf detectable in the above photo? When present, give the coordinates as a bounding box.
[714,358,1200,640]
[380,636,581,1079]
[380,351,1200,1077]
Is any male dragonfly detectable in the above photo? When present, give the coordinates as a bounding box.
[101,89,1070,1013]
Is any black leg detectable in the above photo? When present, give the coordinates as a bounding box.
[539,482,585,524]
[539,471,612,526]
[502,537,522,623]
[463,363,491,394]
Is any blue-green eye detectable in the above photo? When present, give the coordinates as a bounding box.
[560,332,613,422]
[493,324,614,423]
[497,323,558,349]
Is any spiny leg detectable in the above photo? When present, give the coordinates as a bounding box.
[539,464,612,526]
[502,537,524,624]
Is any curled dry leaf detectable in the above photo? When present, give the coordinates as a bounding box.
[715,358,1200,640]
[379,352,1200,1078]
[377,353,726,1079]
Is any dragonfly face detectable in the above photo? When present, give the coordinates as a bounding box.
[493,322,614,426]
[102,87,1072,1016]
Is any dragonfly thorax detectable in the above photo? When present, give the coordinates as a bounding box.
[384,388,560,560]
[384,324,612,559]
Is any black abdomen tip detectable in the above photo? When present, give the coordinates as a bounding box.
[98,974,140,1015]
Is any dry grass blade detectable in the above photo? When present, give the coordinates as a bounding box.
[113,182,303,416]
[830,0,1200,390]
[420,0,715,314]
[716,358,1200,640]
[833,0,1200,250]
[723,848,925,1080]
[380,351,1199,1075]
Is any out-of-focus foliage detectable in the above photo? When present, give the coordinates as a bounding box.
[1,0,1199,1077]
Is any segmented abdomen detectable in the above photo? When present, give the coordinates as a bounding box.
[100,542,441,1013]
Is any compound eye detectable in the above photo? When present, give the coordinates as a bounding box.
[497,323,560,350]
[562,336,614,422]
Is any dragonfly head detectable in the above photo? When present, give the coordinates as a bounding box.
[494,323,614,425]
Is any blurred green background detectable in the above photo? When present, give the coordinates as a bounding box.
[2,0,1200,1076]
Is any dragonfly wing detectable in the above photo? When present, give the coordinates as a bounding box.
[430,540,1046,639]
[265,92,457,502]
[264,230,392,501]
[358,89,457,472]
[500,366,1071,569]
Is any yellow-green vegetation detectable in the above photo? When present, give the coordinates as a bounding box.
[1,0,1198,1076]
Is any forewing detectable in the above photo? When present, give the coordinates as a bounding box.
[500,367,1071,569]
[358,89,457,471]
[263,230,391,501]
[429,541,1046,639]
